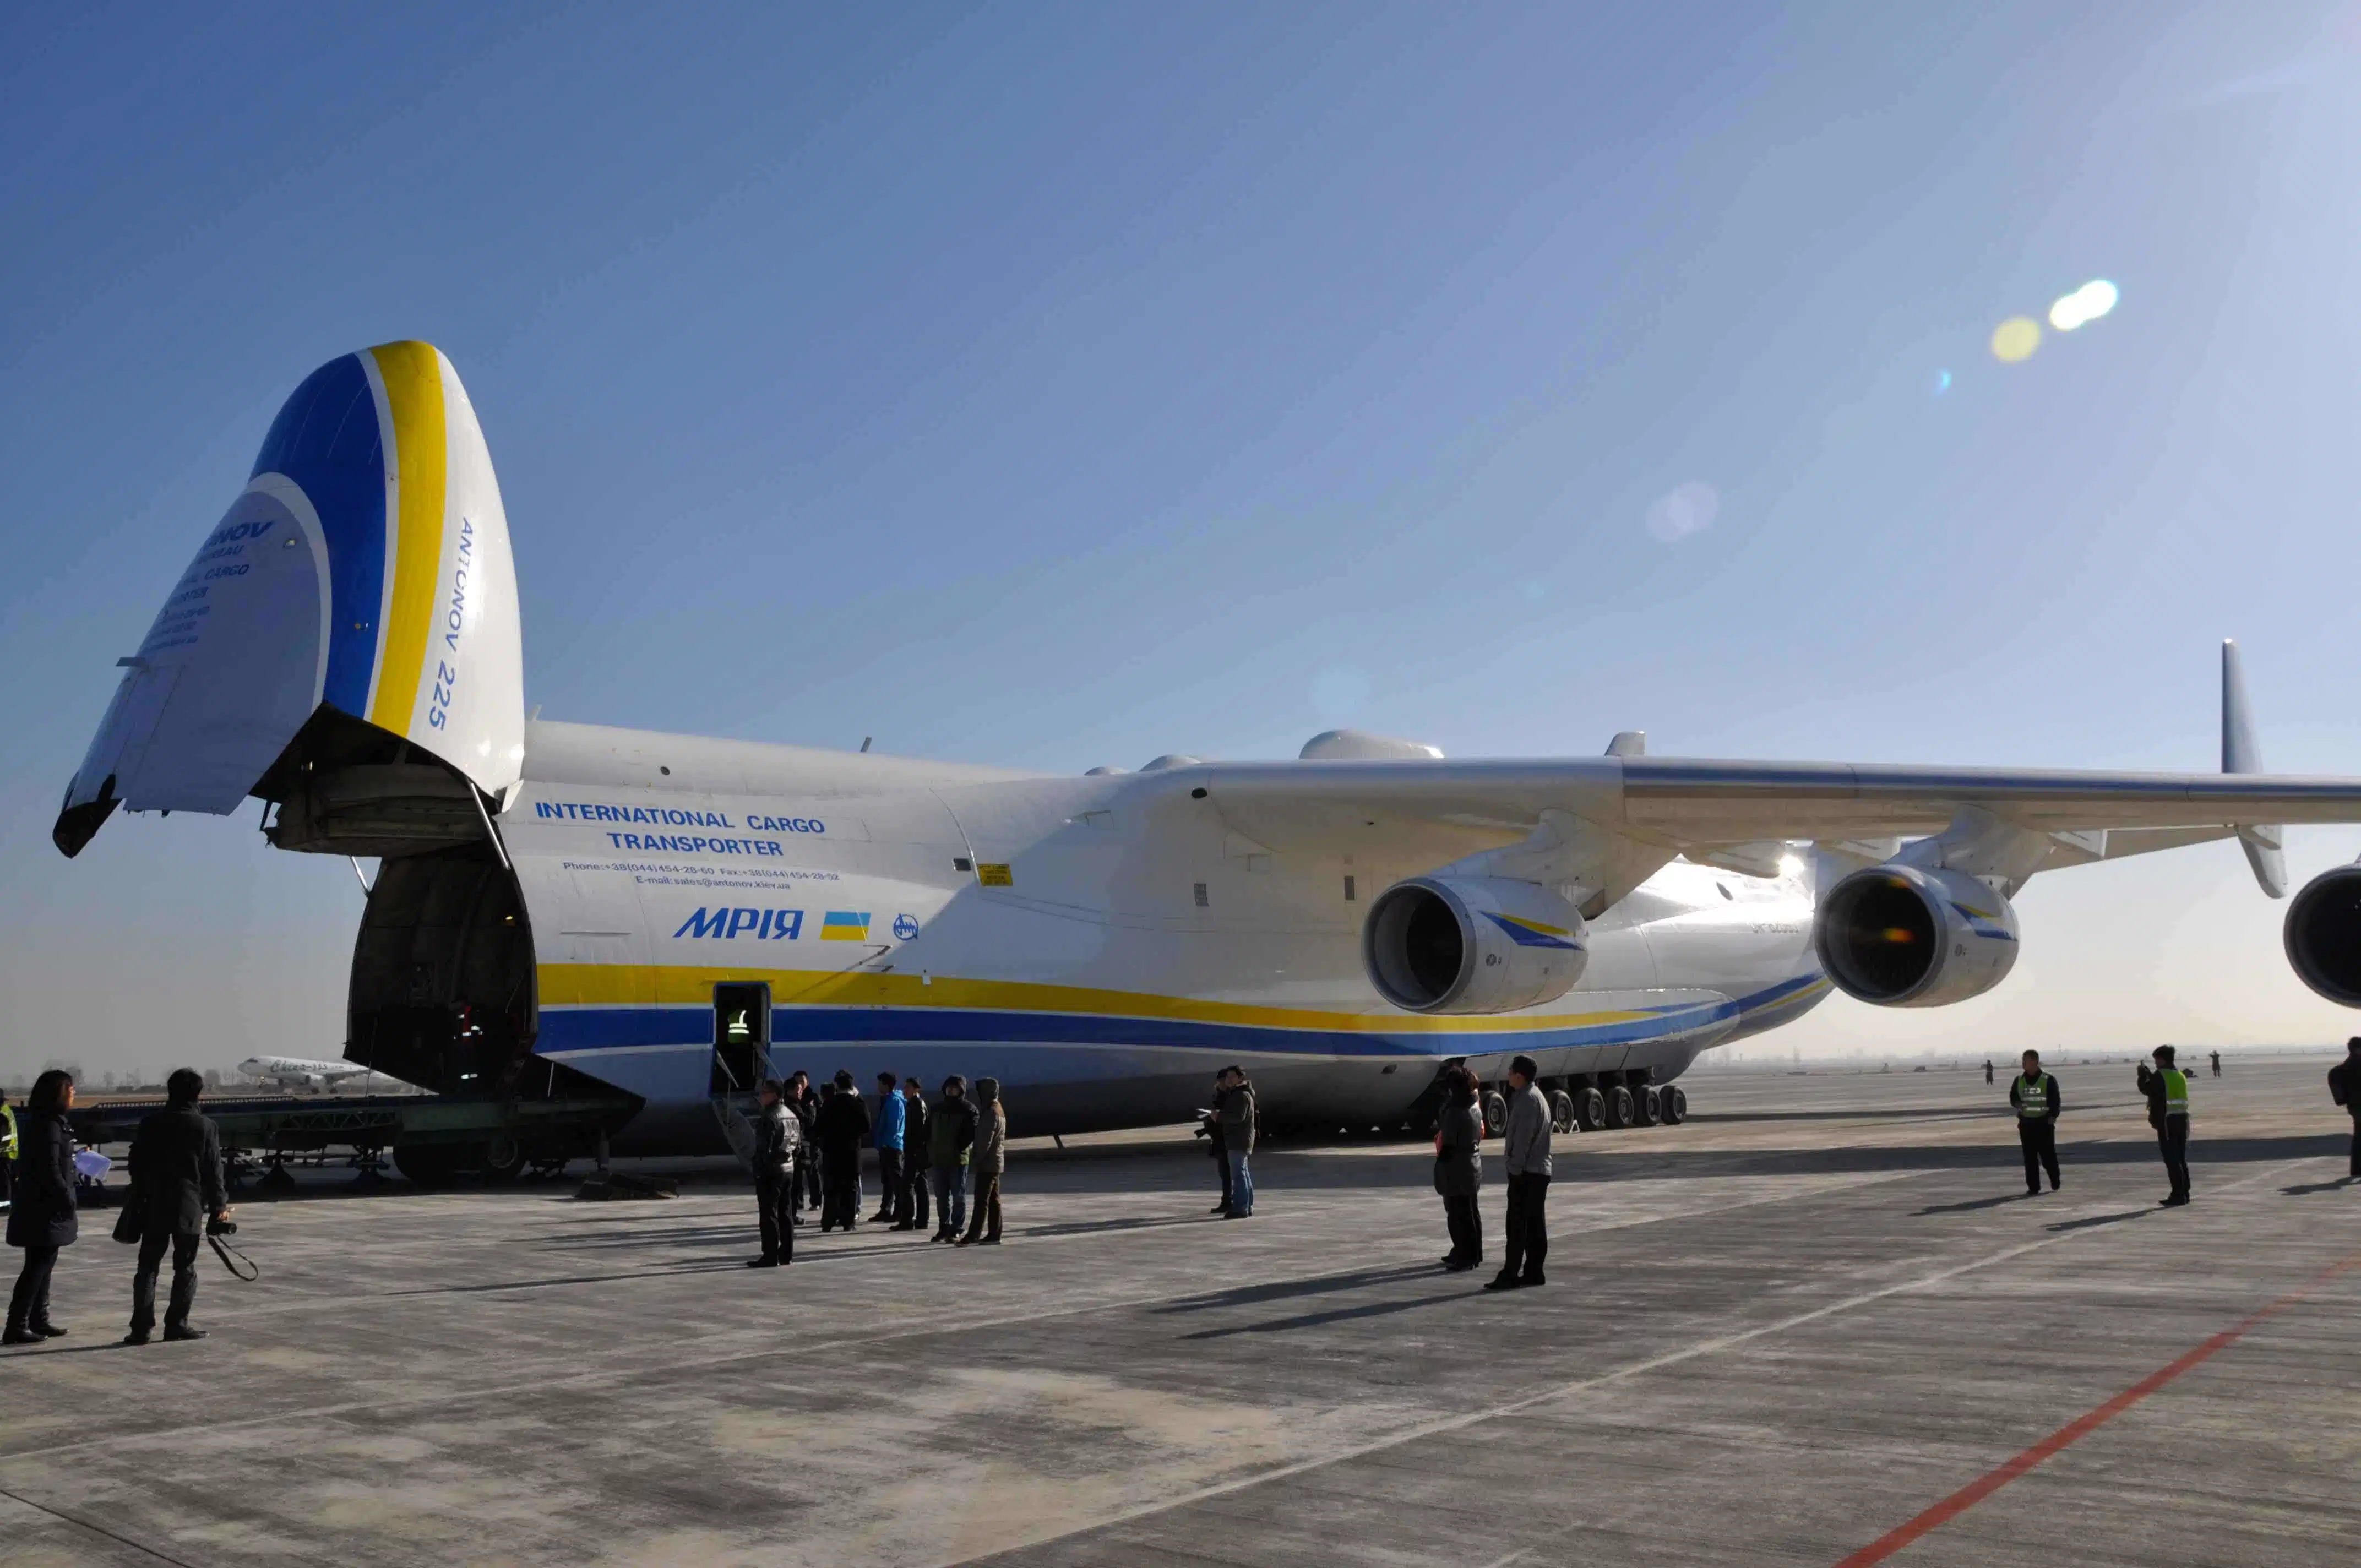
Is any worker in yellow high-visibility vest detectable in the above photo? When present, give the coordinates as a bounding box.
[2008,1049,2061,1195]
[2136,1044,2193,1207]
[0,1089,17,1212]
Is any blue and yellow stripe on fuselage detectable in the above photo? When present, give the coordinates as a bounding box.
[529,963,1820,1112]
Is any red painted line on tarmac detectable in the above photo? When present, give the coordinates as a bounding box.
[1834,1247,2361,1567]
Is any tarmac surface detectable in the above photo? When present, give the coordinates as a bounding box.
[2,1054,2356,1567]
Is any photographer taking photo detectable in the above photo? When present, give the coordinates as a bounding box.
[124,1069,230,1344]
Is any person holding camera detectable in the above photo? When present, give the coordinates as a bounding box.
[124,1069,230,1344]
[2136,1045,2193,1208]
[746,1079,800,1269]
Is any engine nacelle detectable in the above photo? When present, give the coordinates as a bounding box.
[1813,864,2020,1008]
[1362,877,1588,1014]
[2283,864,2361,1006]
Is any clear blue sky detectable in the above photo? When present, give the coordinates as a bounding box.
[7,3,2360,1080]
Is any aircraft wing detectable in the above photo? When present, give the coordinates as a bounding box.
[1182,755,2361,902]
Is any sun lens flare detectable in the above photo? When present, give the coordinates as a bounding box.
[1990,317,2042,363]
[2048,279,2119,331]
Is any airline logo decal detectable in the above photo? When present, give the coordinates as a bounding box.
[820,911,872,942]
[673,908,804,941]
[1483,912,1582,950]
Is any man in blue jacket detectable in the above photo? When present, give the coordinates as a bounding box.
[869,1071,907,1226]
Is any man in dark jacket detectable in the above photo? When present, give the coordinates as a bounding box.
[2330,1037,2361,1181]
[785,1072,818,1223]
[1489,1056,1552,1291]
[1217,1066,1255,1218]
[1202,1071,1232,1216]
[928,1076,975,1242]
[2008,1049,2061,1195]
[813,1071,869,1232]
[5,1070,78,1345]
[747,1079,799,1268]
[956,1077,1007,1246]
[124,1069,230,1344]
[897,1079,931,1232]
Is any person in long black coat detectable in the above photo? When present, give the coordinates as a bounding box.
[5,1070,79,1345]
[125,1069,231,1343]
[813,1071,871,1232]
[1435,1067,1486,1272]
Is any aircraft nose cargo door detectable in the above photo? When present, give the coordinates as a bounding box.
[56,341,523,858]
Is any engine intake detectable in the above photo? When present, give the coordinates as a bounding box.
[1814,864,2019,1008]
[1362,876,1588,1014]
[2284,864,2361,1006]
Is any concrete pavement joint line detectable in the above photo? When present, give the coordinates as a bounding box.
[0,1163,1924,1466]
[1830,1244,2361,1568]
[0,1483,202,1568]
[940,1156,2329,1568]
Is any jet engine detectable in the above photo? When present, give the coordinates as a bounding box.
[1362,876,1588,1014]
[1813,864,2019,1008]
[2283,863,2361,1005]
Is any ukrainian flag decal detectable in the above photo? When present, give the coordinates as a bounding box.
[1483,912,1581,950]
[821,911,872,942]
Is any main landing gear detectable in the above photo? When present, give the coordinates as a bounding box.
[1521,1072,1688,1137]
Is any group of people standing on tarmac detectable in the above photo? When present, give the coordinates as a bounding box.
[2006,1039,2361,1204]
[743,1068,1009,1268]
[5,1068,235,1347]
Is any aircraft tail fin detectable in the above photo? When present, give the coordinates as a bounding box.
[55,342,524,857]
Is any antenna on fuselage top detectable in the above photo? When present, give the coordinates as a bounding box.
[860,737,873,753]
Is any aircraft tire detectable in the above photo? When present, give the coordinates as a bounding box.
[1602,1085,1633,1130]
[1549,1090,1575,1134]
[1662,1086,1688,1125]
[480,1135,527,1183]
[1481,1091,1508,1139]
[1574,1086,1606,1132]
[1633,1085,1662,1127]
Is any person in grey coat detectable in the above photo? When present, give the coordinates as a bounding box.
[1435,1066,1484,1271]
[4,1070,78,1345]
[957,1077,1007,1246]
[125,1068,231,1343]
[1488,1055,1551,1291]
[746,1079,799,1269]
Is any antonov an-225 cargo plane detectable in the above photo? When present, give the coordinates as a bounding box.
[52,342,2361,1159]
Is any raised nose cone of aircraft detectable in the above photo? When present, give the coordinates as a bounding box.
[54,342,525,858]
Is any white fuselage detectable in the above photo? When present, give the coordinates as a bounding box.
[238,1055,375,1089]
[491,722,1828,1150]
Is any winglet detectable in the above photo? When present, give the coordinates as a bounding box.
[2222,639,2287,897]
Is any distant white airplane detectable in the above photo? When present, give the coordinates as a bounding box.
[50,341,2361,1161]
[237,1055,375,1091]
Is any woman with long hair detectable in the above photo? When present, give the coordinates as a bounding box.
[1435,1066,1484,1272]
[5,1069,79,1345]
